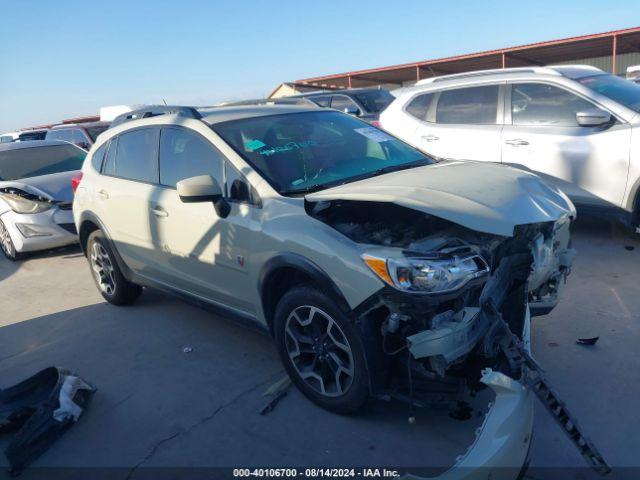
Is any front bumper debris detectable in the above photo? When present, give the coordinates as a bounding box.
[407,308,484,365]
[404,369,534,480]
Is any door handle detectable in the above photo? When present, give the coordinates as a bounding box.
[97,189,109,199]
[151,206,168,218]
[421,135,440,142]
[505,139,530,146]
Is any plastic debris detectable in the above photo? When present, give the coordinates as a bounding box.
[1,367,96,475]
[576,337,599,346]
[259,375,292,415]
[262,376,291,397]
[183,346,193,353]
[259,390,288,415]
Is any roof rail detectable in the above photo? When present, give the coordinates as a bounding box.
[215,97,319,107]
[416,66,562,85]
[110,105,202,128]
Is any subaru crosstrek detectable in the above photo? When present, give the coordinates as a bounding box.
[74,104,576,476]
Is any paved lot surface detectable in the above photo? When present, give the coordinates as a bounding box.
[0,216,638,479]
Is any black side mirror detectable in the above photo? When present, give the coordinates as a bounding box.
[230,179,250,203]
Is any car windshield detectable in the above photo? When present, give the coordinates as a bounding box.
[212,111,432,195]
[0,144,86,181]
[353,90,394,113]
[86,125,109,141]
[577,74,640,113]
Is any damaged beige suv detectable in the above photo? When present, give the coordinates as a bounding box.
[74,105,578,473]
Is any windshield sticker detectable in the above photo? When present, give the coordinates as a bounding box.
[244,139,266,151]
[250,140,318,157]
[354,127,394,143]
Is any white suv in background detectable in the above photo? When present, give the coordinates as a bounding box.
[381,65,640,229]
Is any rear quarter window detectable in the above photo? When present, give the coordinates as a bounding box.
[405,93,435,121]
[90,143,107,172]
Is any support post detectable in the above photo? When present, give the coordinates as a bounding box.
[612,35,618,75]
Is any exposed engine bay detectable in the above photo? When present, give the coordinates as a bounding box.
[306,199,613,474]
[307,200,575,397]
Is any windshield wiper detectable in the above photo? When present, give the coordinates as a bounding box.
[281,160,430,196]
[280,183,328,196]
[370,161,429,176]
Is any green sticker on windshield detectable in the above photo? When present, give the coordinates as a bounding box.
[245,139,266,151]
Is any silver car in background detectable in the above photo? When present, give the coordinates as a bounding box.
[381,65,640,229]
[0,140,86,260]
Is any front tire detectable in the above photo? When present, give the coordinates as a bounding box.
[0,219,22,261]
[274,286,369,414]
[87,230,142,305]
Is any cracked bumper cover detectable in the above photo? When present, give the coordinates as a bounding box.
[413,370,534,480]
[405,306,534,479]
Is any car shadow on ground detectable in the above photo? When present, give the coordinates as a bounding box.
[0,289,483,475]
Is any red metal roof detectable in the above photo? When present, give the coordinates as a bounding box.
[296,26,640,88]
[62,115,100,124]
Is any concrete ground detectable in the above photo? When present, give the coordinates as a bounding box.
[0,216,638,479]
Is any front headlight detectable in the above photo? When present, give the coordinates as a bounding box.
[0,193,53,214]
[362,252,489,294]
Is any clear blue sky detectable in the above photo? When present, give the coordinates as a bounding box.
[1,0,638,132]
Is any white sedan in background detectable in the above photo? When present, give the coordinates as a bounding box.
[0,140,86,260]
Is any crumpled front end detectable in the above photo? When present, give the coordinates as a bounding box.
[308,198,577,475]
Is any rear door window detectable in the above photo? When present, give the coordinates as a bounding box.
[159,127,223,188]
[436,85,499,124]
[113,128,159,183]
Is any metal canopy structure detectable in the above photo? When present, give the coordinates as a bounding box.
[295,26,640,89]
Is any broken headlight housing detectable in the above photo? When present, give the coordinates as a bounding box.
[0,193,53,214]
[362,252,489,294]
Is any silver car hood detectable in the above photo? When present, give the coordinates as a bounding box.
[306,161,575,237]
[0,171,78,203]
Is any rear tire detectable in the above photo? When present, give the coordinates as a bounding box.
[274,285,369,414]
[0,219,22,261]
[87,230,142,305]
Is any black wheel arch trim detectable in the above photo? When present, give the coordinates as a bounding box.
[258,252,352,333]
[259,253,379,397]
[77,211,135,283]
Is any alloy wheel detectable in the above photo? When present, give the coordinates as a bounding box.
[0,220,15,259]
[284,305,355,397]
[90,241,116,295]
